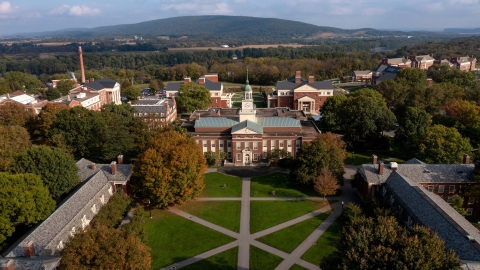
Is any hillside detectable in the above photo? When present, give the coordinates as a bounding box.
[44,15,438,39]
[444,28,480,34]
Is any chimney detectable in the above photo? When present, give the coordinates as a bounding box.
[184,77,191,83]
[378,162,384,175]
[308,76,314,83]
[110,161,117,175]
[196,113,200,120]
[199,77,205,84]
[390,162,398,171]
[90,78,94,83]
[295,71,301,84]
[372,155,378,164]
[118,155,124,164]
[78,46,86,84]
[91,163,96,170]
[1,260,14,270]
[464,154,470,164]
[23,241,35,258]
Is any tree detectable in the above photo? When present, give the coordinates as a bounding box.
[267,148,288,165]
[91,192,131,229]
[374,79,404,109]
[45,88,61,101]
[414,125,472,164]
[55,80,76,96]
[0,172,55,243]
[33,103,68,138]
[59,225,151,270]
[451,195,467,216]
[0,102,33,126]
[314,168,339,200]
[133,130,207,207]
[0,125,31,171]
[149,79,164,94]
[4,71,42,93]
[12,146,80,199]
[290,133,346,185]
[394,107,430,155]
[319,94,346,132]
[396,67,428,88]
[428,64,476,90]
[123,86,141,102]
[175,82,212,113]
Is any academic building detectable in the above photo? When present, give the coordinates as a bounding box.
[181,77,321,165]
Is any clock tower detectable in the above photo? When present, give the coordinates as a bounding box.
[239,69,256,122]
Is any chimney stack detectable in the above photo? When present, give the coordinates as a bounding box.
[184,77,191,83]
[199,77,205,84]
[90,78,94,83]
[196,113,200,120]
[372,155,378,164]
[1,260,14,270]
[308,76,314,84]
[295,71,301,84]
[464,154,470,164]
[118,155,124,164]
[91,163,96,170]
[378,162,384,175]
[110,161,117,175]
[78,46,86,84]
[22,241,35,258]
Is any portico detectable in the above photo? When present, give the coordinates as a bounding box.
[297,96,315,113]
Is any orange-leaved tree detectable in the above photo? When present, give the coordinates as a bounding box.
[314,167,340,200]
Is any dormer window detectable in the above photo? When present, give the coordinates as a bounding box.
[108,186,113,195]
[91,204,97,214]
[57,241,64,251]
[100,195,105,204]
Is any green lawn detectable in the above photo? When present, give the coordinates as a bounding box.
[256,211,331,253]
[144,209,235,269]
[301,215,345,265]
[177,201,241,232]
[232,93,266,108]
[182,247,238,270]
[289,264,308,270]
[250,245,283,270]
[250,200,330,233]
[345,138,407,166]
[250,173,320,198]
[200,172,242,197]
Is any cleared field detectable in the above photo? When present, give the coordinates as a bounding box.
[168,44,308,52]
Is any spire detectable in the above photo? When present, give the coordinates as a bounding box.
[246,66,249,85]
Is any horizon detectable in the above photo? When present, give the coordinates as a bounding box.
[0,0,480,36]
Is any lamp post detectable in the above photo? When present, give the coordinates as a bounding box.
[148,200,152,219]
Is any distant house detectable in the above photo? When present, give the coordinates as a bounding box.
[131,98,177,129]
[0,156,132,270]
[220,45,229,48]
[350,70,372,82]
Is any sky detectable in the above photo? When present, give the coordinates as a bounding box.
[1,0,480,36]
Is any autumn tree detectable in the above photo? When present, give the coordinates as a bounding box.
[413,125,472,164]
[176,82,212,113]
[314,168,339,200]
[33,103,68,138]
[12,146,80,199]
[133,130,207,207]
[290,132,346,185]
[0,125,31,171]
[0,102,33,126]
[59,225,151,270]
[0,172,55,243]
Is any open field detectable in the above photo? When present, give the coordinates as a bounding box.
[168,44,308,52]
[250,245,284,270]
[177,200,241,232]
[250,173,321,198]
[200,172,243,197]
[182,247,238,270]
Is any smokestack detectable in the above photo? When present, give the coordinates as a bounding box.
[78,46,86,84]
[118,155,124,164]
[378,162,384,175]
[91,163,96,170]
[308,76,314,84]
[295,71,301,84]
[1,259,14,270]
[23,241,35,258]
[372,155,378,164]
[110,161,117,175]
[464,154,470,164]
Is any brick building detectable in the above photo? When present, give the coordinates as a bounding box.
[165,73,233,108]
[266,71,334,114]
[181,77,320,165]
[131,98,177,129]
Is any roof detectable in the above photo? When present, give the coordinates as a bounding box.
[353,70,372,75]
[199,79,222,91]
[195,117,239,128]
[415,54,435,61]
[376,72,398,82]
[276,80,333,90]
[231,120,263,133]
[165,82,183,91]
[404,158,426,164]
[83,78,118,90]
[358,162,475,185]
[387,57,411,65]
[10,94,37,105]
[385,172,480,261]
[256,117,301,127]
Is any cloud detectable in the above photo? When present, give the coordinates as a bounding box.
[362,7,387,16]
[51,4,101,16]
[0,1,19,18]
[160,1,232,15]
[234,0,247,3]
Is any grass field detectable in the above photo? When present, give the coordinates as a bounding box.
[250,245,284,270]
[232,92,266,108]
[301,216,345,265]
[182,247,238,270]
[250,200,330,233]
[177,201,241,232]
[289,264,308,270]
[256,211,331,253]
[200,172,243,197]
[144,209,235,269]
[250,173,320,198]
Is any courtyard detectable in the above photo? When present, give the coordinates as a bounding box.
[142,169,359,270]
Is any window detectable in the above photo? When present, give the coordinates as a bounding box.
[449,185,455,193]
[236,142,241,150]
[245,135,249,138]
[215,93,219,96]
[227,141,231,147]
[263,140,267,148]
[254,135,258,138]
[236,135,240,138]
[447,196,452,204]
[91,204,97,214]
[108,186,113,195]
[245,142,249,149]
[427,185,434,192]
[227,152,232,159]
[469,197,475,204]
[100,195,105,205]
[253,142,258,150]
[271,140,276,147]
[216,99,218,103]
[287,140,292,147]
[236,153,241,161]
[263,151,267,159]
[57,241,64,251]
[211,141,215,147]
[253,154,258,161]
[467,208,473,216]
[219,141,224,148]
[203,141,207,147]
[438,185,444,193]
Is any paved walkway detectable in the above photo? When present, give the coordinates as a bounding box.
[160,165,361,270]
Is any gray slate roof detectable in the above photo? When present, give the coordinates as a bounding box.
[359,162,475,185]
[385,172,480,261]
[165,82,183,91]
[131,99,174,115]
[276,80,333,90]
[83,78,118,90]
[231,120,263,134]
[197,79,222,91]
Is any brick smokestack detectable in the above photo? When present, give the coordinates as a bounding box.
[23,241,35,258]
[1,259,14,270]
[78,46,86,84]
[118,155,124,164]
[464,154,470,164]
[372,155,378,164]
[91,163,96,170]
[308,76,314,84]
[111,161,117,175]
[295,71,301,84]
[378,162,384,175]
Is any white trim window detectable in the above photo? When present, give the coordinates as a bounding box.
[57,241,64,251]
[253,154,258,161]
[236,142,241,150]
[469,197,475,204]
[467,208,473,216]
[81,215,90,229]
[91,204,97,214]
[108,186,113,195]
[438,185,444,193]
[449,185,455,193]
[427,185,434,192]
[253,142,258,150]
[100,194,105,205]
[236,153,241,161]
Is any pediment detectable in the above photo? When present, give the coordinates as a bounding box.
[298,95,316,102]
[294,84,317,92]
[231,127,261,134]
